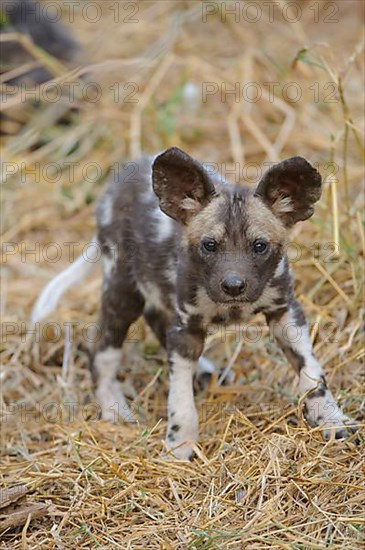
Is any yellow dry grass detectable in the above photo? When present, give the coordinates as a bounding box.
[1,1,364,548]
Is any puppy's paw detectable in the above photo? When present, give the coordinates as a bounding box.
[195,356,234,390]
[194,356,215,391]
[165,442,196,461]
[165,421,198,461]
[198,356,216,375]
[321,415,358,440]
[96,382,136,423]
[305,405,358,440]
[93,348,136,422]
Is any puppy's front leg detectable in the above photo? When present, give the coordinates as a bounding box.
[166,323,205,460]
[266,301,357,439]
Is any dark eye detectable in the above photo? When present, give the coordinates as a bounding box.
[202,239,218,253]
[253,240,269,254]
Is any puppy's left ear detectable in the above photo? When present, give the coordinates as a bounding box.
[254,157,322,227]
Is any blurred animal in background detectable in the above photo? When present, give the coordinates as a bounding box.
[1,0,80,135]
[1,0,79,84]
[32,147,358,460]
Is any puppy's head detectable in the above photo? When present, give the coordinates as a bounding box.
[152,148,321,304]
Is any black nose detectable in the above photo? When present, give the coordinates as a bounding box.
[221,275,246,297]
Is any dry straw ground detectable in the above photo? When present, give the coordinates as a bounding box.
[1,0,364,548]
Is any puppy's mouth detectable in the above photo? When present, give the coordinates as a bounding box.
[209,294,251,305]
[220,297,250,305]
[205,287,256,305]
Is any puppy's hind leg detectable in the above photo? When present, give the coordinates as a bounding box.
[92,252,145,423]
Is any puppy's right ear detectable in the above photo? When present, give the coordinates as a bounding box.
[152,147,216,224]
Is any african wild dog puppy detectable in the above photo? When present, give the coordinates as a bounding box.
[32,147,357,460]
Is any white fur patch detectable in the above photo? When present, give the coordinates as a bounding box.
[137,282,165,311]
[274,256,286,278]
[102,253,116,281]
[99,193,113,226]
[167,352,198,459]
[31,239,98,323]
[93,347,136,422]
[154,210,174,242]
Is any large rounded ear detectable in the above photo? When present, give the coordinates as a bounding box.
[152,147,216,224]
[254,157,322,227]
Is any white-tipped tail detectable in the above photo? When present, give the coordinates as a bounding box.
[31,240,99,323]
